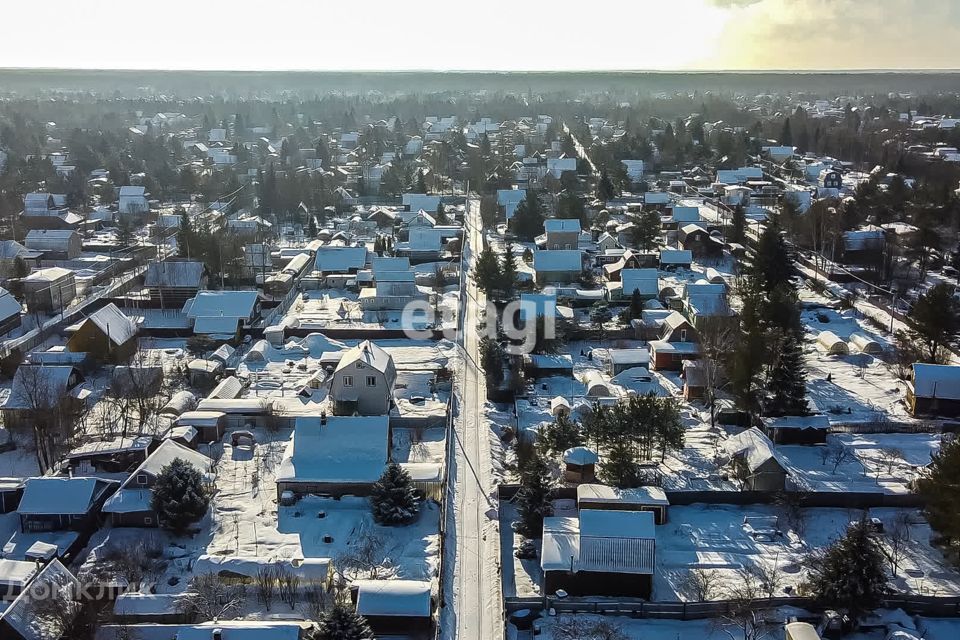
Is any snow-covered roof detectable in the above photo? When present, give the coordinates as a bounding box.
[175,622,305,640]
[670,206,701,223]
[562,447,598,466]
[0,560,79,640]
[23,266,73,282]
[763,414,830,431]
[722,427,784,473]
[354,579,432,617]
[83,303,137,345]
[621,269,658,297]
[608,348,650,366]
[0,288,23,319]
[315,246,367,273]
[17,477,115,515]
[544,218,581,233]
[578,509,655,574]
[659,249,692,264]
[119,185,146,197]
[912,364,960,400]
[0,559,39,590]
[144,261,205,288]
[113,592,181,617]
[577,483,668,507]
[533,249,582,272]
[335,340,394,376]
[208,375,243,400]
[541,516,580,572]
[2,365,80,410]
[278,416,389,484]
[185,290,259,320]
[193,555,331,583]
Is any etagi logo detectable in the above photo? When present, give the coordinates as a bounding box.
[399,298,555,355]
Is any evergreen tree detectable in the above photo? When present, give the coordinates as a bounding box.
[511,191,545,242]
[537,413,584,458]
[730,205,747,245]
[730,277,768,416]
[917,439,960,549]
[435,203,448,225]
[479,336,505,388]
[780,117,793,146]
[314,603,375,640]
[500,241,518,298]
[590,301,612,343]
[632,209,661,251]
[516,450,553,537]
[908,283,960,363]
[556,192,585,224]
[596,169,615,201]
[415,169,428,194]
[752,220,794,294]
[370,463,420,525]
[620,289,644,324]
[766,331,809,416]
[806,518,888,622]
[473,245,502,296]
[150,458,209,533]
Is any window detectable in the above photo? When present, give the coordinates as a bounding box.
[343,375,353,387]
[366,376,377,387]
[136,474,148,485]
[680,329,687,342]
[357,362,364,369]
[144,517,153,525]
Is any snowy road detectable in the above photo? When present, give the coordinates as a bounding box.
[441,198,503,640]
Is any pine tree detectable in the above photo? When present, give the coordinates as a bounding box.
[511,191,545,242]
[596,169,615,201]
[500,241,518,298]
[370,463,420,525]
[537,413,584,458]
[766,331,809,416]
[916,439,960,548]
[752,220,794,294]
[315,603,375,640]
[730,205,746,245]
[150,458,209,533]
[632,208,661,251]
[908,283,960,363]
[415,169,428,194]
[473,245,502,296]
[806,518,888,622]
[516,451,553,537]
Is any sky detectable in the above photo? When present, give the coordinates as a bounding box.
[0,0,957,71]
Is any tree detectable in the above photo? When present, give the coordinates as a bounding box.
[679,568,722,602]
[596,169,615,201]
[150,457,210,533]
[537,413,584,458]
[752,220,794,294]
[472,245,502,296]
[511,191,545,241]
[916,438,960,552]
[885,512,912,577]
[370,463,420,525]
[479,336,505,388]
[632,209,661,251]
[908,283,960,363]
[556,192,585,224]
[315,603,375,640]
[730,277,768,416]
[805,518,888,622]
[500,241,518,298]
[178,573,245,621]
[730,205,747,245]
[515,450,553,537]
[590,301,612,343]
[415,169,428,194]
[765,331,809,416]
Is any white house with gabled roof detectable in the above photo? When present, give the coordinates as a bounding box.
[329,340,397,415]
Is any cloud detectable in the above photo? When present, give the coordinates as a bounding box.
[707,0,762,6]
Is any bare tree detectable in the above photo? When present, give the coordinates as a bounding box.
[334,531,393,581]
[886,512,912,577]
[775,492,808,536]
[12,365,77,474]
[877,448,903,475]
[114,347,167,436]
[748,560,784,599]
[256,565,278,610]
[697,317,736,429]
[178,573,246,621]
[827,443,855,474]
[678,567,722,602]
[277,566,301,609]
[718,570,771,640]
[303,583,332,620]
[553,617,628,640]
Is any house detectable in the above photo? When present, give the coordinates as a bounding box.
[66,303,138,363]
[144,261,207,308]
[678,224,723,258]
[576,483,669,524]
[541,509,656,598]
[23,192,67,216]
[404,210,436,230]
[102,439,211,527]
[277,415,390,497]
[315,246,368,274]
[683,282,735,326]
[62,435,154,475]
[562,447,598,483]
[24,230,81,259]
[546,157,577,179]
[118,185,149,215]
[619,268,658,299]
[607,348,651,375]
[523,354,574,378]
[22,267,77,312]
[352,580,433,637]
[621,160,645,182]
[0,478,25,514]
[596,232,620,252]
[658,249,693,270]
[0,287,23,335]
[907,363,960,417]
[762,414,830,445]
[648,340,700,371]
[360,270,426,311]
[184,290,261,338]
[329,340,397,415]
[660,310,696,342]
[402,193,441,213]
[533,250,583,285]
[841,226,886,265]
[0,560,81,640]
[543,219,581,250]
[602,250,642,282]
[818,169,842,190]
[721,427,788,491]
[0,241,39,279]
[667,206,701,229]
[0,365,86,429]
[113,592,193,625]
[16,477,117,533]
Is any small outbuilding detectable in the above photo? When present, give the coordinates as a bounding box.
[848,332,883,355]
[562,447,598,483]
[352,579,433,637]
[576,483,669,524]
[817,331,850,355]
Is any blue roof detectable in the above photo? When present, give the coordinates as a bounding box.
[533,250,583,272]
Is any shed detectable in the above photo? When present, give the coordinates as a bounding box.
[908,363,960,417]
[550,396,571,418]
[607,348,651,376]
[848,332,883,355]
[66,303,138,363]
[721,427,788,491]
[175,410,227,442]
[762,414,830,445]
[562,447,598,483]
[353,579,432,636]
[582,370,614,397]
[576,483,669,524]
[817,331,850,355]
[159,391,198,417]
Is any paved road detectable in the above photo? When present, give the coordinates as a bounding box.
[442,197,503,640]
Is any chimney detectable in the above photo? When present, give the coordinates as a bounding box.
[212,629,223,640]
[320,411,327,426]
